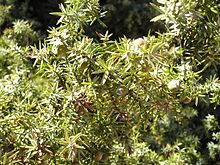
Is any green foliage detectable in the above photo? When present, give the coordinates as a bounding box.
[1,0,220,164]
[4,20,38,46]
[0,4,12,26]
[151,0,220,73]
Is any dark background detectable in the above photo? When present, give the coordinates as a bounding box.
[0,0,163,39]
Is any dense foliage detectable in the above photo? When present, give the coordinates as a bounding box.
[1,0,220,164]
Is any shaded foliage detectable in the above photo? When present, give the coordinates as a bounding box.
[0,0,63,36]
[87,0,164,39]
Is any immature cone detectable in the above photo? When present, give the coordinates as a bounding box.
[133,38,145,47]
[167,79,180,91]
[181,96,192,104]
